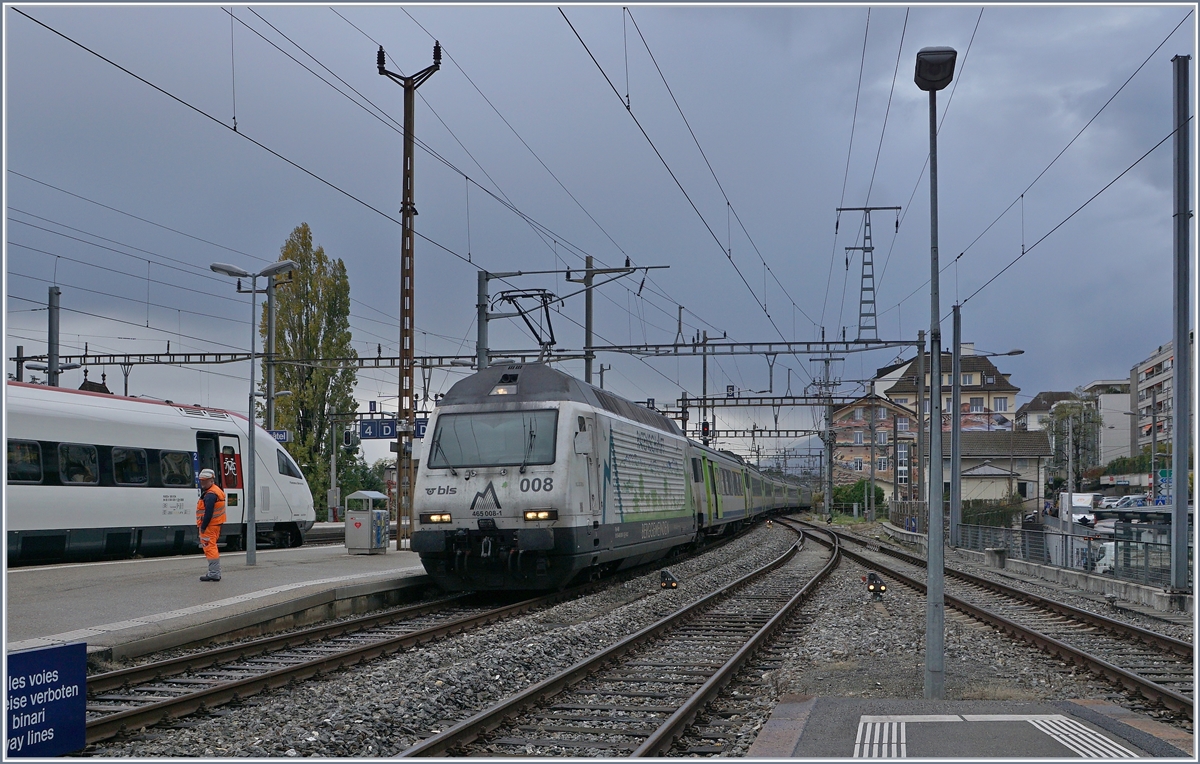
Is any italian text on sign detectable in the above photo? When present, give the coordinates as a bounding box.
[6,642,86,757]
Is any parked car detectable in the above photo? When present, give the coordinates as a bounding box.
[1115,494,1149,508]
[1098,496,1121,509]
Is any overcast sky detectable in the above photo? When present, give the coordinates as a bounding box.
[4,3,1196,465]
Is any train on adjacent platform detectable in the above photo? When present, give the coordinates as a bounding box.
[6,382,316,564]
[411,363,812,590]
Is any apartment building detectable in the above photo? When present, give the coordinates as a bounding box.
[1130,340,1185,455]
[829,395,918,501]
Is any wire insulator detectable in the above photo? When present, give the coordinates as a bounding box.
[433,41,442,66]
[377,46,386,73]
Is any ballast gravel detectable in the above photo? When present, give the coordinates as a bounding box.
[87,525,800,757]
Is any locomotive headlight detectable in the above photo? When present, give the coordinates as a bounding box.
[524,510,558,521]
[420,513,453,523]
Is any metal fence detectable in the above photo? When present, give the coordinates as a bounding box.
[888,500,937,534]
[958,523,1191,590]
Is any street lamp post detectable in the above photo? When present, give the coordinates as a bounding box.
[915,44,956,701]
[211,259,298,566]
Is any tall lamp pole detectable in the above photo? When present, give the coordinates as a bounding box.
[212,260,298,566]
[915,45,956,701]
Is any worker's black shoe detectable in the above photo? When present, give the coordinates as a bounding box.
[199,574,221,582]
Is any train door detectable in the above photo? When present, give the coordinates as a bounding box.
[705,458,720,521]
[217,435,244,526]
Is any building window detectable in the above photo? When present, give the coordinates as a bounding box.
[853,458,863,471]
[894,397,909,406]
[897,416,909,432]
[985,375,995,385]
[962,373,973,386]
[923,397,930,414]
[993,397,1008,412]
[877,457,888,472]
[877,431,888,445]
[876,406,887,420]
[853,407,863,420]
[854,431,864,445]
[970,397,984,413]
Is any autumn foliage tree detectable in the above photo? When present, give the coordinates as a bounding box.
[261,223,357,518]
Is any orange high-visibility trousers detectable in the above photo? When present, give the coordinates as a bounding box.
[199,524,222,561]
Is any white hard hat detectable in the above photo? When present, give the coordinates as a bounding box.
[198,468,216,480]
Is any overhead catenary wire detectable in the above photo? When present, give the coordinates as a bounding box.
[561,8,813,393]
[876,7,1191,321]
[822,8,871,331]
[10,8,792,407]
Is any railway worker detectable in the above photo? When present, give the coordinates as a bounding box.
[196,468,226,582]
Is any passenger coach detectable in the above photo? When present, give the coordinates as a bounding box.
[411,363,809,591]
[6,382,316,564]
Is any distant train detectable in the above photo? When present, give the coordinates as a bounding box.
[6,382,316,564]
[411,363,812,590]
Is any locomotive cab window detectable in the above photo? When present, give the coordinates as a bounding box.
[160,451,194,486]
[428,409,558,469]
[112,447,149,485]
[278,449,304,479]
[7,440,42,484]
[59,443,99,485]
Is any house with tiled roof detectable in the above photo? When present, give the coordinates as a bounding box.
[1015,391,1077,432]
[877,345,1020,429]
[921,430,1052,509]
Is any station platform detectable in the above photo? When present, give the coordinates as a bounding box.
[5,538,431,662]
[747,696,1193,758]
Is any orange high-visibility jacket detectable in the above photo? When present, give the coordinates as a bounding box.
[197,484,227,528]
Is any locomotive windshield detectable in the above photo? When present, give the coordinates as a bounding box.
[427,410,558,469]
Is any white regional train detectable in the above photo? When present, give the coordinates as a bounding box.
[411,363,811,590]
[6,382,316,564]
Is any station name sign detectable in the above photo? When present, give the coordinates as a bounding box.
[6,642,86,757]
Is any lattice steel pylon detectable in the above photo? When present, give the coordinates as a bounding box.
[836,206,900,342]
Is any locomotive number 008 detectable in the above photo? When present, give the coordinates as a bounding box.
[520,477,554,493]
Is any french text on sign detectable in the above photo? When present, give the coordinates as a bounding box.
[6,642,86,757]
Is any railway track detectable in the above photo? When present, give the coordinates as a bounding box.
[84,518,767,745]
[802,521,1194,720]
[398,519,838,757]
[84,592,554,744]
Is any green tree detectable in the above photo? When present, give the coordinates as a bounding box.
[832,480,885,513]
[262,223,357,520]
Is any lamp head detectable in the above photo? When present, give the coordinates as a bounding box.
[210,262,251,278]
[259,259,298,279]
[915,46,957,92]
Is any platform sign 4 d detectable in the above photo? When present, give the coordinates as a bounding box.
[6,642,86,757]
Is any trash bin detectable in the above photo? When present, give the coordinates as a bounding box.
[345,490,390,554]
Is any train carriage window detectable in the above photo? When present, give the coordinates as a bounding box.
[277,449,304,479]
[160,451,194,486]
[58,443,99,485]
[112,448,148,485]
[7,440,42,483]
[691,458,702,483]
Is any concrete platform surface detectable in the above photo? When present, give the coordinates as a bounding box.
[5,543,428,657]
[748,696,1193,759]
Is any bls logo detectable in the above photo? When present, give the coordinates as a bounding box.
[425,486,458,496]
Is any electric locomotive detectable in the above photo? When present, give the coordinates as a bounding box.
[411,363,807,591]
